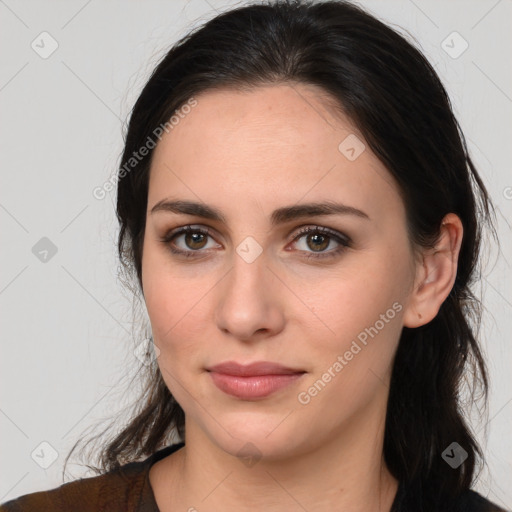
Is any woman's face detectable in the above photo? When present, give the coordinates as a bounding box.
[141,84,418,460]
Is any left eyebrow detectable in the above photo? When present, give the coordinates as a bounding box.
[150,199,370,224]
[270,201,370,224]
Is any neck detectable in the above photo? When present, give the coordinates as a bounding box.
[155,405,399,512]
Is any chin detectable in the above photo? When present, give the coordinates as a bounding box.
[196,412,307,463]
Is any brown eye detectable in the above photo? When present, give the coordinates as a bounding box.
[183,231,208,250]
[161,225,219,258]
[291,226,351,260]
[305,233,330,252]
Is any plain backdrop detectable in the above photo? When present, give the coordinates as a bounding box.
[1,0,511,508]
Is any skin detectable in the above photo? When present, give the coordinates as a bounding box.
[142,83,463,511]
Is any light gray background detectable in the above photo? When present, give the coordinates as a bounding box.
[1,0,511,508]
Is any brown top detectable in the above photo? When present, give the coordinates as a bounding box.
[0,442,185,512]
[0,441,507,511]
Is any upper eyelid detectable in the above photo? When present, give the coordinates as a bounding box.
[292,225,351,243]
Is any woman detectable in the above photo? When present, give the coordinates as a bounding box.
[1,0,506,510]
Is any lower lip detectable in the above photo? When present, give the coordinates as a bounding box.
[208,372,304,400]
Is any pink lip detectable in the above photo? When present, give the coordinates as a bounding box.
[206,361,306,400]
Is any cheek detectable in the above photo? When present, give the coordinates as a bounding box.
[144,274,206,355]
[305,283,403,381]
[142,240,192,351]
[143,269,209,403]
[296,274,406,420]
[312,259,408,331]
[141,240,221,382]
[301,245,412,375]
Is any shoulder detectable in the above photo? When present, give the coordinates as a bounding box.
[458,490,509,512]
[0,443,184,512]
[0,464,145,512]
[393,481,508,511]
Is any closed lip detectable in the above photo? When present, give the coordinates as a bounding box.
[206,361,305,376]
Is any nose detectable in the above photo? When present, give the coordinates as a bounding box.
[214,250,285,342]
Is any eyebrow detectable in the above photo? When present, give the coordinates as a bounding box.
[150,199,370,225]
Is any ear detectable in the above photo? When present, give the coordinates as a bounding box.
[403,213,463,328]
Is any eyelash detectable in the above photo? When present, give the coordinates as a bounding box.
[160,225,351,261]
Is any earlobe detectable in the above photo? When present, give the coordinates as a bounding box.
[403,213,463,328]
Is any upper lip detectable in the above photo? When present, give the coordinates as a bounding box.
[206,361,305,376]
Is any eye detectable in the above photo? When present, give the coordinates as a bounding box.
[289,226,351,260]
[160,224,351,261]
[160,225,220,258]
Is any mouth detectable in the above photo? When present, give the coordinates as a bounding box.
[206,361,306,400]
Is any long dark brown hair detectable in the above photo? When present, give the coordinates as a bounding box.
[65,1,495,509]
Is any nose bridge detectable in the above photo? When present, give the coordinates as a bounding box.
[215,239,284,339]
[225,240,270,304]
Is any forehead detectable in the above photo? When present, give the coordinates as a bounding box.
[154,83,354,166]
[148,84,403,222]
